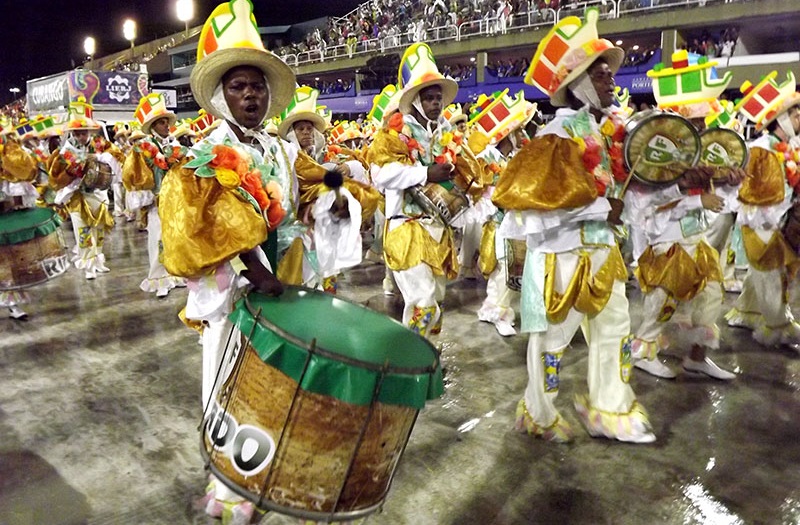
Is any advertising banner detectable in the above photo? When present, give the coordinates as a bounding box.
[69,70,149,107]
[26,73,70,112]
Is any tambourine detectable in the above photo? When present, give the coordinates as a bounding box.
[623,110,701,185]
[699,128,749,180]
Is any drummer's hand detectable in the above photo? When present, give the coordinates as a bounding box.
[606,197,624,226]
[700,193,724,212]
[427,162,454,183]
[240,251,284,296]
[336,162,351,179]
[725,167,747,186]
[679,166,714,191]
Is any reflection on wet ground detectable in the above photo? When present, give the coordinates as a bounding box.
[1,219,799,525]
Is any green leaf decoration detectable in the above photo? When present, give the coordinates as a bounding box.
[184,154,216,169]
[195,165,216,178]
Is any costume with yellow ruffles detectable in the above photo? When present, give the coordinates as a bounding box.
[726,133,800,345]
[495,107,650,442]
[369,113,482,336]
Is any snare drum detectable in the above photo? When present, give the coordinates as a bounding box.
[202,287,443,521]
[504,239,526,291]
[408,182,470,226]
[624,110,701,185]
[82,156,113,191]
[0,207,69,290]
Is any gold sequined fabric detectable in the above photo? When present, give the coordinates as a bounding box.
[741,226,800,277]
[635,241,722,303]
[122,150,155,192]
[739,147,785,206]
[383,221,459,279]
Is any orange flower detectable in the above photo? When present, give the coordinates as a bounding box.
[210,145,240,171]
[240,170,269,210]
[266,199,286,231]
[387,112,404,133]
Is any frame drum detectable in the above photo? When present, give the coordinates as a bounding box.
[82,156,113,191]
[623,110,701,185]
[202,287,444,521]
[699,128,749,180]
[407,182,470,226]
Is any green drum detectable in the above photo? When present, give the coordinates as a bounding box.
[0,207,68,291]
[202,287,444,521]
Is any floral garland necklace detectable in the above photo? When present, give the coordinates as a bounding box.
[773,137,800,190]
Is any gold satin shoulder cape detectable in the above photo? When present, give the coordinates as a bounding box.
[159,165,267,278]
[0,141,37,183]
[294,150,382,222]
[492,134,598,211]
[739,146,785,206]
[122,149,155,192]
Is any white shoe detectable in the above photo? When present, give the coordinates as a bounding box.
[85,270,96,280]
[382,276,395,296]
[364,249,384,263]
[95,263,110,273]
[493,320,517,337]
[634,358,677,379]
[682,357,736,380]
[723,279,742,293]
[156,288,169,298]
[8,306,28,320]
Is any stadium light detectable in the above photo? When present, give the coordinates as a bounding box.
[123,19,137,60]
[176,0,194,36]
[84,36,96,61]
[9,87,20,95]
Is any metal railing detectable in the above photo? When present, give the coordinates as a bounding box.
[557,0,618,21]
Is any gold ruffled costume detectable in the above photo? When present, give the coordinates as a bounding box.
[0,141,37,183]
[635,242,722,303]
[48,154,114,230]
[368,128,482,278]
[158,165,267,278]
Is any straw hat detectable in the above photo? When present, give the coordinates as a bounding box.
[15,118,37,142]
[65,96,101,131]
[277,86,327,139]
[734,71,799,131]
[524,8,623,107]
[134,93,177,135]
[32,115,60,139]
[190,0,295,121]
[129,121,146,141]
[442,104,467,126]
[330,121,363,144]
[170,118,197,139]
[647,50,733,119]
[113,122,132,139]
[397,43,458,114]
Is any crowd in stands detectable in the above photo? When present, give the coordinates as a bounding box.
[685,26,738,58]
[442,63,478,81]
[486,58,530,78]
[310,78,355,95]
[0,99,26,124]
[621,45,659,67]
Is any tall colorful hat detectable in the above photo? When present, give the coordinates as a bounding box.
[646,50,732,119]
[191,0,296,121]
[170,118,197,139]
[442,104,467,126]
[330,121,363,144]
[15,117,37,141]
[31,114,60,138]
[614,86,634,118]
[129,121,146,141]
[468,89,533,146]
[317,104,333,130]
[397,43,458,114]
[368,84,401,125]
[192,109,220,136]
[277,86,327,139]
[706,99,744,133]
[524,8,623,107]
[264,116,280,136]
[734,71,799,130]
[113,121,132,138]
[134,93,177,135]
[65,96,101,131]
[0,117,16,137]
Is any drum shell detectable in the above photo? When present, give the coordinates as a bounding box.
[0,210,68,290]
[408,182,470,226]
[204,342,415,519]
[82,157,113,191]
[505,239,526,291]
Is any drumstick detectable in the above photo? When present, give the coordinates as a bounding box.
[618,154,643,199]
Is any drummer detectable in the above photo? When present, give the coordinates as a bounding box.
[123,93,187,298]
[624,50,739,380]
[49,97,116,280]
[724,72,800,350]
[0,126,38,319]
[368,42,482,337]
[493,8,655,443]
[157,1,296,520]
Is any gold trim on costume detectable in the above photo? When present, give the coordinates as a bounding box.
[635,241,722,303]
[741,226,800,278]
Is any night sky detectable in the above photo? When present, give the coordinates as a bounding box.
[0,0,363,105]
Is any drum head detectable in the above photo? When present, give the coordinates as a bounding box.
[624,112,701,185]
[699,128,749,175]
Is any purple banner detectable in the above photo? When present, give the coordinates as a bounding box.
[68,70,149,107]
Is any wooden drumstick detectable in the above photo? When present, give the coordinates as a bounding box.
[618,154,643,199]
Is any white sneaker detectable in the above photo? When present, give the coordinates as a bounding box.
[382,276,395,296]
[634,358,677,379]
[85,270,96,280]
[493,320,517,337]
[156,288,169,298]
[682,357,736,380]
[95,263,110,273]
[8,306,28,320]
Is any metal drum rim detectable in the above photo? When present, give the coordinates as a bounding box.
[623,111,701,186]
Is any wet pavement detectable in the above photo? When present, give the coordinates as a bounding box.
[1,218,799,525]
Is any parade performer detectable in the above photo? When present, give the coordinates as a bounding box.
[49,97,116,280]
[171,118,197,148]
[624,51,738,380]
[111,122,133,221]
[494,9,654,443]
[158,1,296,520]
[123,93,188,297]
[467,90,535,336]
[278,86,380,293]
[368,42,482,337]
[725,72,800,349]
